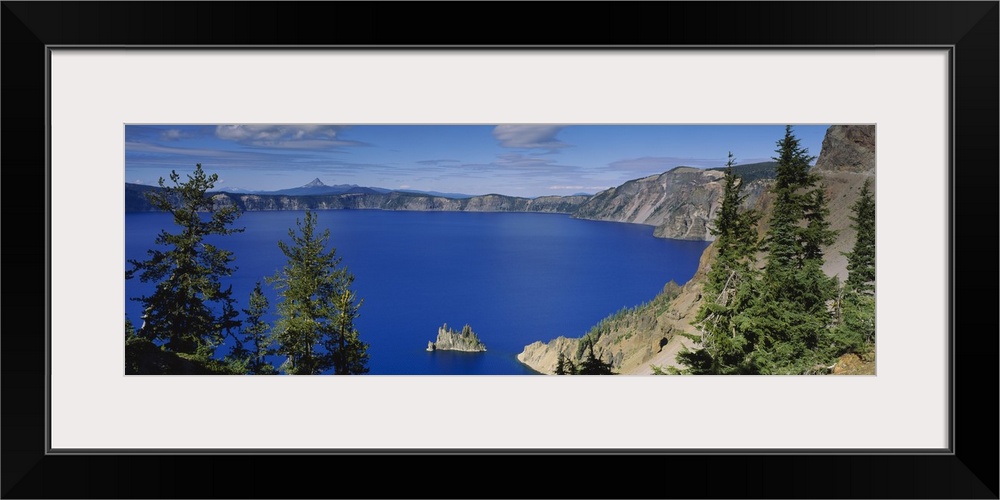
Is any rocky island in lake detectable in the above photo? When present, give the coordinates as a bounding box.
[427,324,487,352]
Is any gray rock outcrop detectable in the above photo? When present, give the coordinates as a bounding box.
[427,324,487,352]
[812,124,876,174]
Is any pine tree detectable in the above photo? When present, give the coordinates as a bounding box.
[709,152,760,270]
[832,178,876,351]
[219,295,249,373]
[326,287,369,375]
[268,210,368,375]
[679,152,762,374]
[844,179,876,295]
[749,126,839,373]
[576,340,614,375]
[563,356,577,375]
[126,164,244,359]
[240,282,278,375]
[554,352,568,375]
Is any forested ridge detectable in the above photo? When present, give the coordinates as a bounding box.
[670,128,875,374]
[518,125,876,375]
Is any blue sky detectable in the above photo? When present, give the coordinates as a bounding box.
[125,124,830,197]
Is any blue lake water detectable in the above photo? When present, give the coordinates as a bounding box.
[125,210,709,374]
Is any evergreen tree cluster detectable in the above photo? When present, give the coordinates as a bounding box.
[125,164,369,375]
[675,127,876,375]
[554,339,615,375]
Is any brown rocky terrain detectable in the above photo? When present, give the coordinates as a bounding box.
[518,125,877,375]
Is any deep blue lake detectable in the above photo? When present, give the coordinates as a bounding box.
[125,210,709,374]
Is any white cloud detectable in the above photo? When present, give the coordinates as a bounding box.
[159,129,191,141]
[125,141,238,158]
[215,125,358,148]
[492,125,568,150]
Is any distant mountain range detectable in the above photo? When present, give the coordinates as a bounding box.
[207,178,476,199]
[125,162,784,241]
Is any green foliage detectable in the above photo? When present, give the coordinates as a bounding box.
[753,127,839,374]
[325,287,369,375]
[575,340,615,375]
[218,296,245,371]
[125,163,244,357]
[125,317,137,340]
[708,153,761,272]
[564,357,577,375]
[577,284,680,358]
[234,282,277,375]
[555,353,568,375]
[125,335,171,374]
[673,346,716,374]
[683,153,764,374]
[707,161,778,183]
[125,326,238,375]
[650,363,684,375]
[555,341,614,375]
[268,209,369,375]
[844,179,876,295]
[834,290,875,349]
[830,178,877,355]
[677,127,856,375]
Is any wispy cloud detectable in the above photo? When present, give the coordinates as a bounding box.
[462,153,577,172]
[416,159,460,166]
[159,129,194,141]
[492,125,568,151]
[547,185,609,191]
[215,125,363,148]
[609,156,726,172]
[125,141,246,158]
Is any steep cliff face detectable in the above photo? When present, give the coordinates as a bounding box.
[572,168,724,241]
[518,125,877,375]
[812,124,876,173]
[573,166,771,241]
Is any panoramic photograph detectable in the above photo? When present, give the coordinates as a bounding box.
[124,124,875,375]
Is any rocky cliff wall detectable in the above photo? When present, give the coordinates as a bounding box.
[573,167,770,241]
[127,189,589,215]
[812,124,876,174]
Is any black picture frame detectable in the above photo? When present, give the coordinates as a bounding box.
[3,2,997,498]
